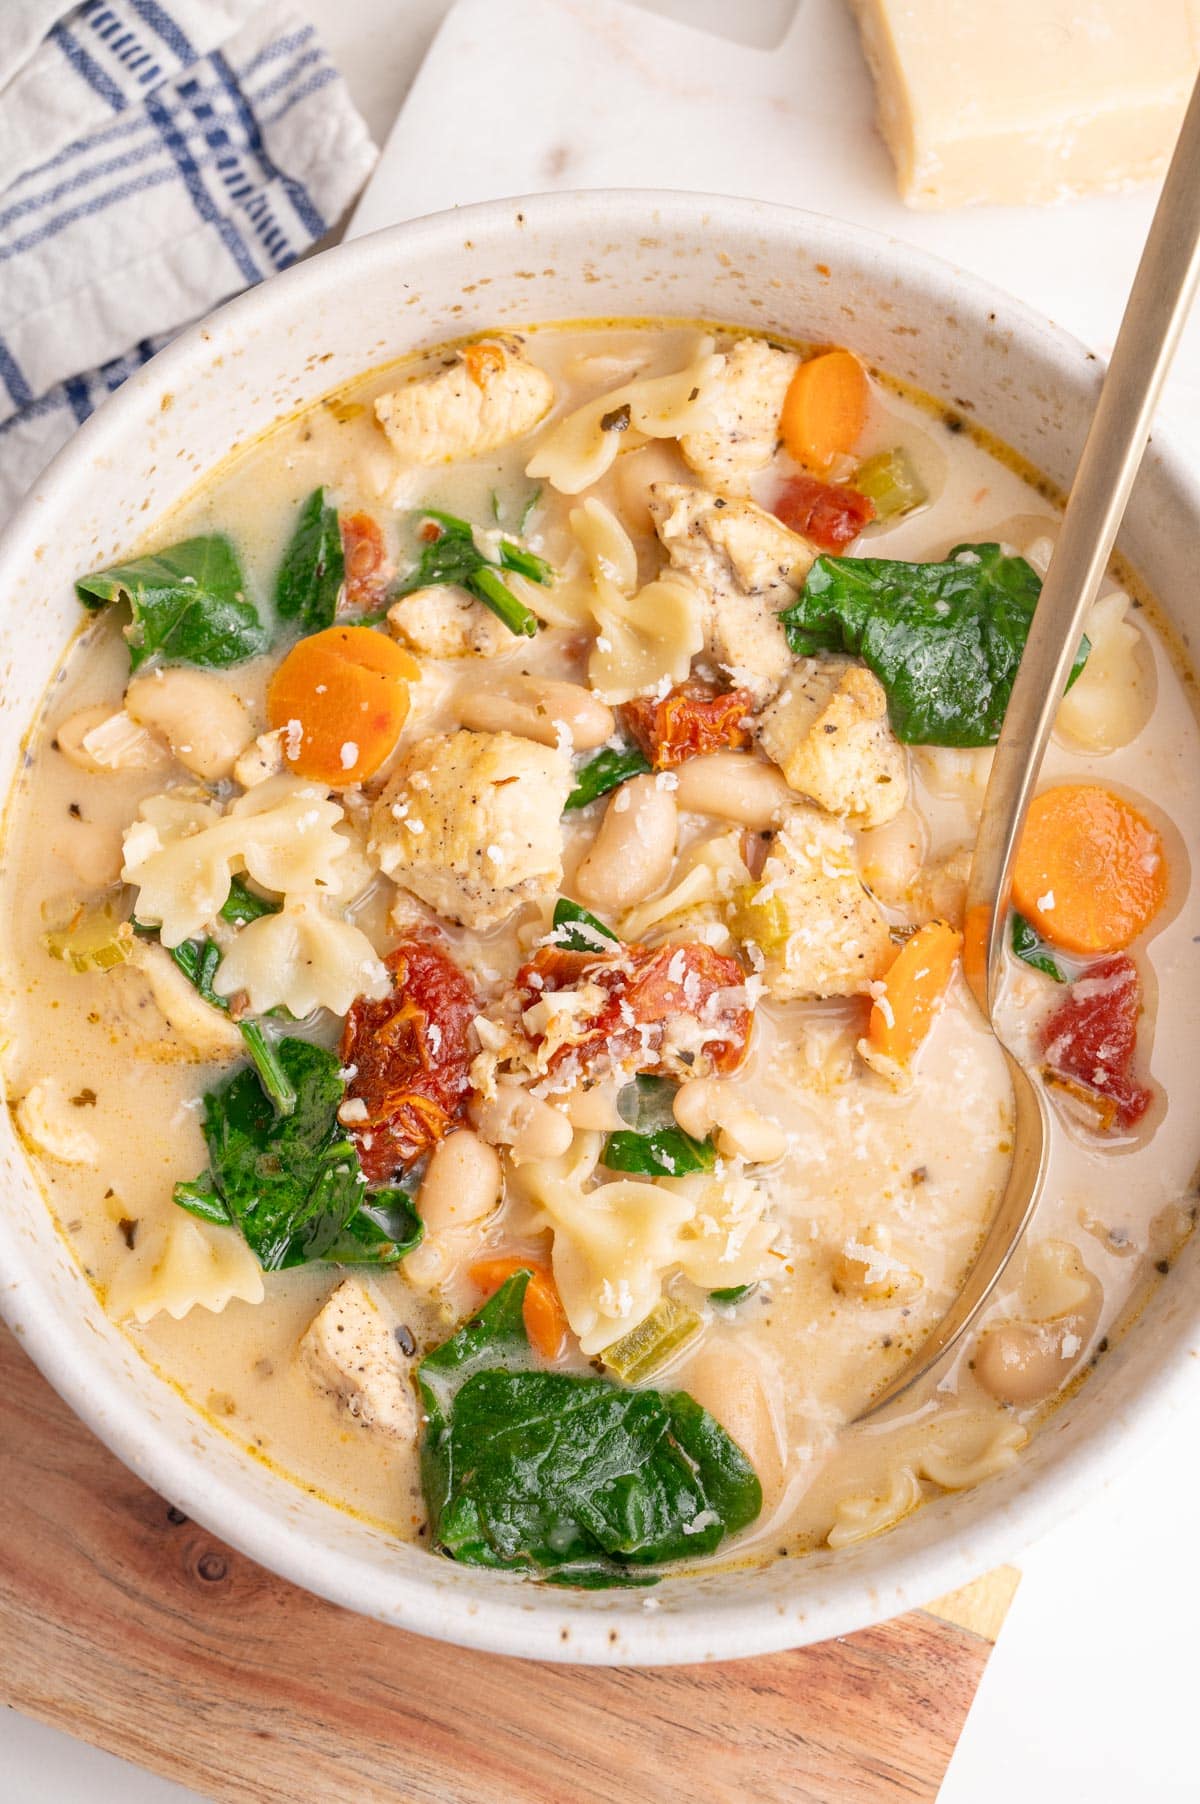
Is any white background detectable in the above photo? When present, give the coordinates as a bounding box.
[3,2,1198,1798]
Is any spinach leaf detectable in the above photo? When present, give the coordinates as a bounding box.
[419,1274,762,1584]
[173,1039,422,1271]
[76,536,268,670]
[395,507,552,638]
[1011,911,1066,982]
[603,1074,716,1177]
[550,897,619,952]
[274,487,344,633]
[780,543,1089,746]
[219,876,282,927]
[710,1284,756,1305]
[565,744,652,810]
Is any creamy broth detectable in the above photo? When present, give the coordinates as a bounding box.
[3,322,1198,1575]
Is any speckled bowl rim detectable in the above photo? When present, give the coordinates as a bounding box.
[2,190,1199,1667]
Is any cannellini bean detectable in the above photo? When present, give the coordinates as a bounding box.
[471,1082,574,1164]
[972,1320,1085,1406]
[125,668,253,781]
[54,704,168,774]
[831,1225,922,1306]
[684,1341,785,1503]
[455,677,614,750]
[672,1078,786,1164]
[672,752,793,830]
[402,1237,455,1291]
[574,774,677,911]
[417,1130,502,1234]
[134,941,243,1059]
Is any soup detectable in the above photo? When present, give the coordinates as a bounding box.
[2,322,1196,1585]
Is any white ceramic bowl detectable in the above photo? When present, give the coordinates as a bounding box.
[2,191,1198,1666]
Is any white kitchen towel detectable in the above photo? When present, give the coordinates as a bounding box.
[0,0,378,517]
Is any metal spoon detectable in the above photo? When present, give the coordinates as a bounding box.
[860,74,1200,1419]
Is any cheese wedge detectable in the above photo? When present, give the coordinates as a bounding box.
[851,0,1200,209]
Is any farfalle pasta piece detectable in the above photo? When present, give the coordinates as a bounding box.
[122,776,351,947]
[521,1135,774,1354]
[15,1078,99,1166]
[825,1409,1026,1548]
[105,1213,264,1325]
[571,498,705,704]
[212,900,389,1018]
[526,338,724,494]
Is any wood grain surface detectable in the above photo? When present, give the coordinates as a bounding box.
[0,1322,1009,1803]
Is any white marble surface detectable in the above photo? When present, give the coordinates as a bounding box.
[4,2,1199,1798]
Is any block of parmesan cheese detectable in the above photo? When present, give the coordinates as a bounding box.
[850,0,1200,209]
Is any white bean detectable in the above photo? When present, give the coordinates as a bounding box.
[972,1319,1083,1406]
[574,774,677,911]
[857,806,927,908]
[673,1078,786,1164]
[672,752,793,830]
[417,1130,502,1235]
[471,1082,573,1164]
[684,1341,785,1503]
[54,704,168,774]
[831,1225,922,1306]
[456,677,614,751]
[125,669,252,781]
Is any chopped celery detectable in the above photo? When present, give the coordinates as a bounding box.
[601,1298,704,1384]
[731,883,789,957]
[44,900,135,974]
[852,447,928,522]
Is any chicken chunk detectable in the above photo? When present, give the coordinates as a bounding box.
[736,804,893,1000]
[387,586,511,658]
[679,338,800,496]
[374,338,554,465]
[649,483,816,703]
[756,656,908,827]
[370,730,571,930]
[299,1279,416,1440]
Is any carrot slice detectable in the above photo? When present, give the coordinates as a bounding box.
[267,624,417,788]
[780,349,869,474]
[1011,783,1167,955]
[868,920,963,1066]
[469,1256,569,1361]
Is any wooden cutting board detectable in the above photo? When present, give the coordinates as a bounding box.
[0,1322,1017,1802]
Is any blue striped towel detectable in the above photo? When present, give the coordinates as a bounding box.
[0,1,378,517]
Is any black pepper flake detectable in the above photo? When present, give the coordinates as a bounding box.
[1097,1337,1109,1354]
[910,1166,928,1185]
[166,1506,188,1526]
[117,1217,139,1250]
[1156,1258,1171,1275]
[394,1324,417,1358]
[600,402,631,433]
[68,802,82,819]
[70,1087,97,1108]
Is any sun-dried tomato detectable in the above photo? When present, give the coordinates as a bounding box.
[340,933,477,1182]
[340,511,391,609]
[516,940,751,1081]
[1039,953,1152,1132]
[621,679,754,771]
[772,475,875,552]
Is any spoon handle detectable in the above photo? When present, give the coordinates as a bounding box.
[969,72,1200,1005]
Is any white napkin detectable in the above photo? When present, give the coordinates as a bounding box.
[0,0,378,517]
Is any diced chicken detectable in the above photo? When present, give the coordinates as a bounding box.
[374,338,554,465]
[299,1278,416,1440]
[649,483,816,703]
[370,730,571,930]
[739,804,893,1000]
[756,656,908,827]
[387,586,511,659]
[233,728,286,789]
[680,338,800,496]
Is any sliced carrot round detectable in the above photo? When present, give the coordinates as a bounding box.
[1012,783,1167,955]
[780,349,869,474]
[868,920,963,1067]
[267,624,417,788]
[469,1256,568,1361]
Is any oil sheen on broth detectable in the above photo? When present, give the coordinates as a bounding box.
[2,322,1197,1576]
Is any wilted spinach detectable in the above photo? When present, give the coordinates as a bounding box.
[1011,912,1066,982]
[274,486,344,634]
[174,1039,421,1271]
[603,1074,716,1177]
[395,507,553,638]
[780,543,1089,746]
[550,897,619,952]
[419,1273,762,1585]
[76,536,268,669]
[565,744,652,810]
